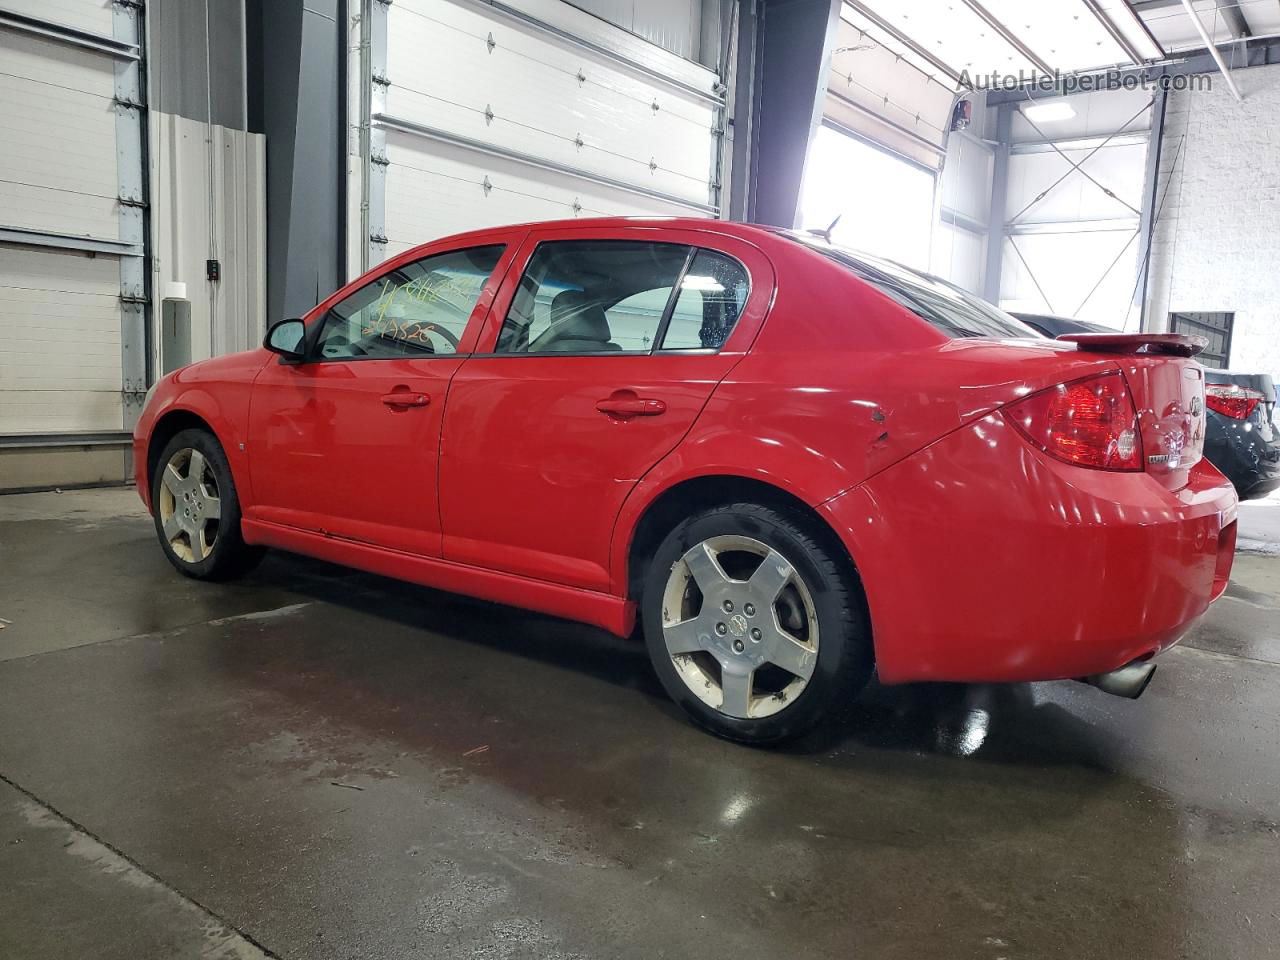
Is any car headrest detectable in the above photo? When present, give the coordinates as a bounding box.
[548,290,611,344]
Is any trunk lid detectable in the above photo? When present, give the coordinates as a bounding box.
[1063,336,1208,490]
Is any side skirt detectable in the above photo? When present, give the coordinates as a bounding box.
[241,519,637,636]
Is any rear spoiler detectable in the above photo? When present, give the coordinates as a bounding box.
[1056,333,1207,358]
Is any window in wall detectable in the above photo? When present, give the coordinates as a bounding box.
[799,125,937,271]
[315,246,504,360]
[1170,312,1234,369]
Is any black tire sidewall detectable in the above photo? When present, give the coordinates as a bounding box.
[151,428,251,579]
[641,504,871,744]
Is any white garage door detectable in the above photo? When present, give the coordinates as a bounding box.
[0,2,146,453]
[366,0,725,264]
[799,4,955,271]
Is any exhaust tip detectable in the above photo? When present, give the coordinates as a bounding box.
[1079,660,1157,700]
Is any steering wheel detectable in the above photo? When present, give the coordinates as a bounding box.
[422,323,460,350]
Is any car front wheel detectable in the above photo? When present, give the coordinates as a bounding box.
[642,503,872,744]
[152,428,263,580]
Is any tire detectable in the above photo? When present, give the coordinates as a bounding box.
[151,428,264,581]
[641,502,873,744]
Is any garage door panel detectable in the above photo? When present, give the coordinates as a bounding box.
[385,0,717,211]
[3,0,116,37]
[2,84,119,202]
[0,30,117,94]
[0,4,135,456]
[503,0,714,88]
[0,247,123,432]
[383,132,697,257]
[0,245,118,291]
[385,86,710,206]
[0,38,119,240]
[391,0,714,108]
[0,181,118,238]
[0,345,123,390]
[387,0,716,151]
[0,390,123,434]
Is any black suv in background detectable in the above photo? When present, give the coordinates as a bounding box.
[1014,313,1280,501]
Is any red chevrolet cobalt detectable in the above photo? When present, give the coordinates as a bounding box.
[134,218,1237,742]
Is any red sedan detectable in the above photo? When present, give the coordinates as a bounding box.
[134,218,1238,743]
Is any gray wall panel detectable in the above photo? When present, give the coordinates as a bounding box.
[150,0,246,130]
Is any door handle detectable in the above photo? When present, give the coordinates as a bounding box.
[381,391,430,408]
[595,395,666,419]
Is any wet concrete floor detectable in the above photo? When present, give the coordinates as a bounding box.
[1,487,1278,959]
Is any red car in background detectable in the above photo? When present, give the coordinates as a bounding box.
[134,219,1238,743]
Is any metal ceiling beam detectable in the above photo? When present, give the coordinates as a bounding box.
[1133,86,1167,321]
[957,0,1055,75]
[1080,0,1148,65]
[1137,0,1252,36]
[1115,0,1168,57]
[985,34,1280,101]
[1216,0,1253,38]
[983,102,1013,305]
[841,0,966,84]
[1180,0,1245,98]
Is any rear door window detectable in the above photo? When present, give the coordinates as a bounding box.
[493,240,750,355]
[659,250,750,350]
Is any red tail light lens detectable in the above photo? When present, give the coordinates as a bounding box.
[1007,370,1143,471]
[1205,383,1264,420]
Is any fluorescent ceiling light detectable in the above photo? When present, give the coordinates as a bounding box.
[1023,102,1076,123]
[682,275,724,292]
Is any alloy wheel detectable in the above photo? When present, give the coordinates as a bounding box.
[661,535,819,720]
[158,447,221,563]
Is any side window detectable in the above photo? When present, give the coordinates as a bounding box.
[494,240,692,354]
[314,245,504,360]
[659,250,750,350]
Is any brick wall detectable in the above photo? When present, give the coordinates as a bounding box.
[1146,65,1280,383]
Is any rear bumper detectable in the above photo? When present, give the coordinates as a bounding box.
[820,412,1238,685]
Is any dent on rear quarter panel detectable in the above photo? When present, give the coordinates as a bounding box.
[609,240,1131,593]
[691,238,1129,506]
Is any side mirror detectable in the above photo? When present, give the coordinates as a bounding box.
[264,319,306,363]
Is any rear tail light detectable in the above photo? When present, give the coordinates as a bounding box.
[1205,383,1265,420]
[1006,370,1143,471]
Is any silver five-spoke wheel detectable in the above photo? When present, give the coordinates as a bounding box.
[661,535,819,720]
[158,447,222,563]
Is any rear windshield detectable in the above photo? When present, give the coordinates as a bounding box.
[784,232,1039,340]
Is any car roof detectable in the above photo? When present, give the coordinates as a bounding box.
[426,217,782,248]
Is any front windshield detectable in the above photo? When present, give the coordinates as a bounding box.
[784,231,1040,340]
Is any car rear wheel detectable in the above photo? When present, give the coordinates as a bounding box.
[152,428,263,580]
[642,503,872,744]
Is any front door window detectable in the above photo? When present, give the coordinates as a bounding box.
[314,246,505,360]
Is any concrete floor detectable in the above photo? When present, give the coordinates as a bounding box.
[1,488,1278,960]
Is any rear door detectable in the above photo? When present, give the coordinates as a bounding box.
[438,226,773,592]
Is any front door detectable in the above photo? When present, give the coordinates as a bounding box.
[245,238,519,557]
[438,227,770,591]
